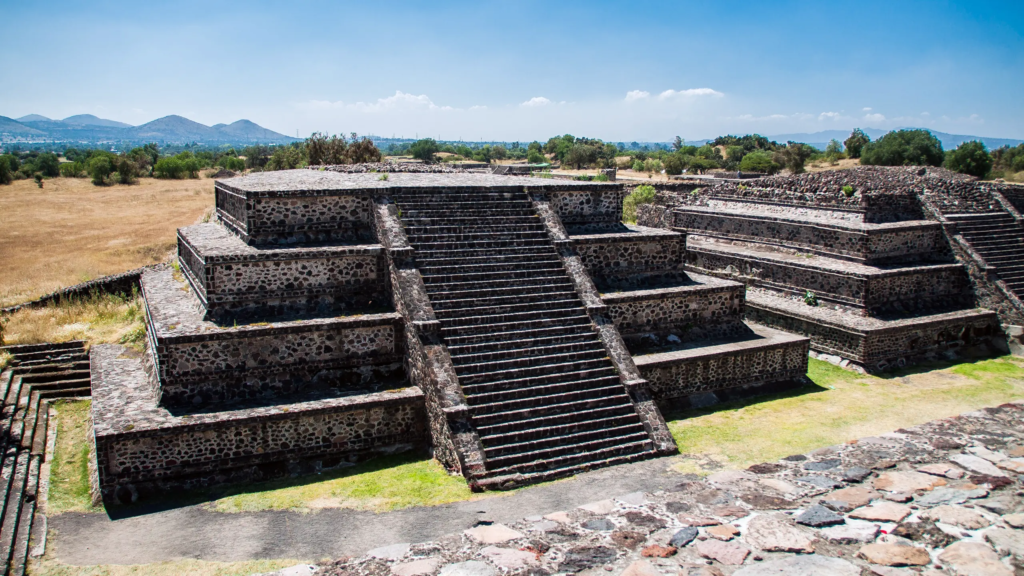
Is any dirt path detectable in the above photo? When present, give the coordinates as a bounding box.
[49,457,682,565]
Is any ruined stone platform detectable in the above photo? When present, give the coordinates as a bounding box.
[90,344,424,504]
[687,236,971,317]
[141,266,405,408]
[569,224,687,289]
[746,288,1003,372]
[178,223,388,319]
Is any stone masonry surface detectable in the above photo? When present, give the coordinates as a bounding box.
[309,401,1024,576]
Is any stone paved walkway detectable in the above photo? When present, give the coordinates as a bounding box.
[298,402,1024,576]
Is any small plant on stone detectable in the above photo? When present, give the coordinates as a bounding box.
[804,291,819,306]
[594,174,609,182]
[842,185,855,198]
[379,173,389,181]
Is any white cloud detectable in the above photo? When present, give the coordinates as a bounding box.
[625,90,650,102]
[299,91,453,113]
[864,113,885,123]
[863,107,872,112]
[819,111,841,120]
[521,96,551,107]
[468,105,487,111]
[658,88,724,100]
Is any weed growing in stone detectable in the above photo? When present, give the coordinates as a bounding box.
[622,185,656,224]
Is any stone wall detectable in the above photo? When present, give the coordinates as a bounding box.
[570,226,687,289]
[547,188,628,233]
[669,209,946,264]
[91,345,425,505]
[177,224,388,319]
[686,246,972,316]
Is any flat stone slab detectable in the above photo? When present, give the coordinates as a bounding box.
[463,524,523,544]
[819,522,880,544]
[733,555,861,576]
[939,541,1014,576]
[873,471,947,493]
[438,561,495,576]
[922,505,991,530]
[743,514,815,553]
[849,501,912,523]
[695,539,750,565]
[950,454,1008,477]
[858,543,931,566]
[392,559,440,576]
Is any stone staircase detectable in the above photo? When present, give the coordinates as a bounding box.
[0,340,92,576]
[395,190,659,482]
[947,212,1024,298]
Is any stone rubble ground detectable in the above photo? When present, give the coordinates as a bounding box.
[267,402,1024,576]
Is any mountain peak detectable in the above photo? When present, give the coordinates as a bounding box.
[62,114,132,128]
[16,114,52,123]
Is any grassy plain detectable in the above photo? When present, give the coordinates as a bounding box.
[0,176,213,308]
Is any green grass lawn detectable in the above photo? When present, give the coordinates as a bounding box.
[47,356,1024,517]
[29,558,307,576]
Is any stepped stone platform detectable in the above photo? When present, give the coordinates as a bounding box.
[640,166,1010,372]
[177,223,388,320]
[0,341,94,576]
[90,169,814,502]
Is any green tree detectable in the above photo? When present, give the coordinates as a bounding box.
[37,152,61,177]
[59,161,86,178]
[564,144,599,168]
[409,138,439,163]
[491,145,508,160]
[860,129,944,166]
[154,157,185,179]
[527,150,546,164]
[726,146,745,163]
[265,145,306,171]
[0,156,12,185]
[945,141,993,179]
[739,150,780,174]
[115,156,138,184]
[672,136,683,151]
[622,185,657,224]
[663,154,684,175]
[88,155,114,185]
[773,142,813,174]
[843,129,870,159]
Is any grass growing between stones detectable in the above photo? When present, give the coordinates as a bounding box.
[2,292,146,349]
[28,558,307,576]
[665,355,1024,474]
[47,400,99,514]
[211,451,487,514]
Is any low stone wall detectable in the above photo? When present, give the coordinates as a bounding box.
[634,325,808,403]
[601,275,746,346]
[91,345,425,505]
[669,208,946,264]
[1,267,148,314]
[141,267,405,408]
[570,226,687,289]
[178,223,388,319]
[548,188,628,233]
[686,243,972,316]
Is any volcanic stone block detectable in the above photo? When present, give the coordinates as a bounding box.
[90,344,425,505]
[547,188,629,233]
[178,223,389,319]
[570,225,687,289]
[141,266,405,408]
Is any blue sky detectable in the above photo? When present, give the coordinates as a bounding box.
[1,0,1021,141]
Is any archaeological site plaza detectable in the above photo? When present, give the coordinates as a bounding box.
[74,164,1024,505]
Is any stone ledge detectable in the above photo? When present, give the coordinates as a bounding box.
[179,223,384,263]
[568,224,682,244]
[633,323,808,368]
[676,204,937,231]
[599,272,742,305]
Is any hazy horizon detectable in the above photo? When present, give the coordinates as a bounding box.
[2,0,1021,141]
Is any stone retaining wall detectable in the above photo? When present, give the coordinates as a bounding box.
[570,226,687,289]
[548,189,629,233]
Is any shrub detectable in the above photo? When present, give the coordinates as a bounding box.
[527,150,546,164]
[945,141,992,179]
[643,159,663,173]
[409,138,439,163]
[739,151,779,174]
[88,156,114,185]
[773,142,813,174]
[265,145,306,171]
[842,185,855,198]
[860,129,944,167]
[36,153,61,178]
[663,154,684,175]
[34,174,44,188]
[622,184,656,224]
[0,156,12,185]
[631,160,644,172]
[59,161,86,178]
[726,146,746,162]
[218,156,245,171]
[593,173,610,182]
[153,157,185,179]
[116,157,138,184]
[844,129,870,159]
[565,144,599,169]
[685,157,717,174]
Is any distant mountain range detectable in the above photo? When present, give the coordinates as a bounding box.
[752,129,1023,152]
[0,114,298,145]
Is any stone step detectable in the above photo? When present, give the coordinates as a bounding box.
[472,394,634,430]
[422,267,568,286]
[423,274,571,293]
[439,306,588,329]
[402,208,536,218]
[434,297,584,320]
[429,282,576,305]
[9,454,41,576]
[444,322,596,347]
[414,245,558,259]
[0,451,30,570]
[447,331,598,357]
[460,366,620,396]
[478,412,640,450]
[399,200,529,210]
[410,238,552,252]
[482,421,644,458]
[37,387,90,400]
[480,439,653,479]
[459,357,611,386]
[416,250,560,267]
[18,369,90,385]
[484,430,652,471]
[406,231,550,244]
[470,383,628,417]
[453,345,608,376]
[0,341,86,356]
[451,339,605,366]
[404,222,548,236]
[400,215,541,227]
[419,260,566,278]
[12,360,89,373]
[22,378,91,393]
[466,375,624,406]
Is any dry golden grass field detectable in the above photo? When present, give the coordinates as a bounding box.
[0,177,214,308]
